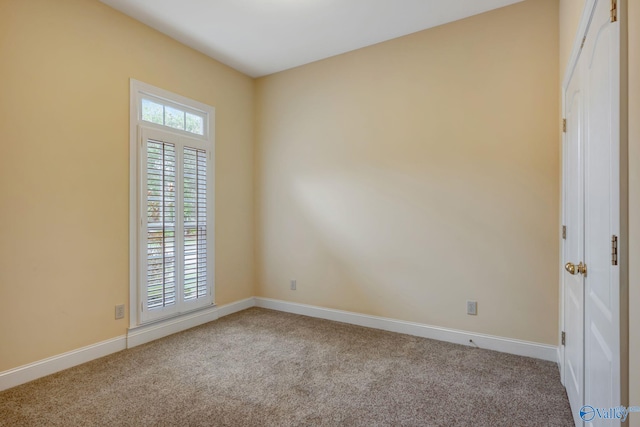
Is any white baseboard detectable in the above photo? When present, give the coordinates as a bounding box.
[0,335,127,392]
[127,298,255,348]
[255,298,558,362]
[0,297,256,392]
[1,296,558,393]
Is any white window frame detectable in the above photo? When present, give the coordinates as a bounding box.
[129,79,215,328]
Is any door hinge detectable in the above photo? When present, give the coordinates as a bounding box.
[561,331,566,346]
[562,225,566,240]
[141,301,144,312]
[612,235,618,265]
[562,118,567,133]
[580,36,586,49]
[611,0,617,22]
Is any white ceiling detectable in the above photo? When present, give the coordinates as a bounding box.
[100,0,524,78]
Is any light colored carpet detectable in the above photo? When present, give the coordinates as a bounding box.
[0,308,573,426]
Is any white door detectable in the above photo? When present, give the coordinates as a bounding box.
[583,0,621,422]
[563,55,585,427]
[561,0,621,425]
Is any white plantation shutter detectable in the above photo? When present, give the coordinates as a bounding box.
[146,140,177,309]
[182,147,208,301]
[140,128,213,322]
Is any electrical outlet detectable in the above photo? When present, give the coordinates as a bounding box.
[466,300,477,316]
[115,304,125,320]
[290,279,297,290]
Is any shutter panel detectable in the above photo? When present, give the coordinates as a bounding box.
[146,140,176,309]
[183,147,207,300]
[139,127,212,323]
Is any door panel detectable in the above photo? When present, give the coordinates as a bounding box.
[564,59,584,427]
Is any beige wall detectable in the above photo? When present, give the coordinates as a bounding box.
[0,0,255,371]
[255,0,560,345]
[559,0,638,421]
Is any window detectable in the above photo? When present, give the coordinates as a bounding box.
[130,80,214,325]
[141,96,205,136]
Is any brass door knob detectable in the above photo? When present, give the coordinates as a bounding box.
[577,262,587,276]
[565,262,577,275]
